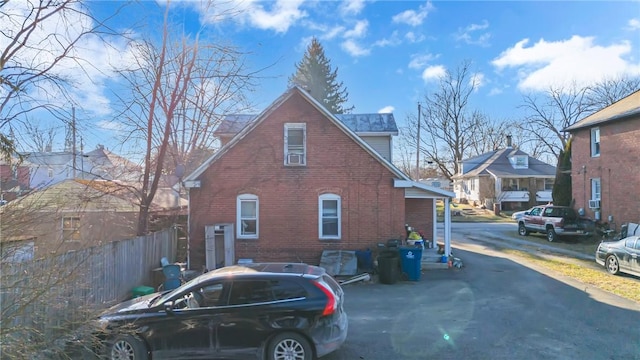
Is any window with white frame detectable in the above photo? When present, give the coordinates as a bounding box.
[319,194,341,239]
[48,168,54,178]
[590,127,600,157]
[62,217,81,242]
[591,178,601,200]
[284,123,306,166]
[237,194,258,238]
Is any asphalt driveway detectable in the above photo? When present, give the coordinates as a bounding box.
[323,245,640,360]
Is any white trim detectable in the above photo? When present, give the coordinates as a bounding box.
[590,127,600,157]
[236,194,259,239]
[319,193,341,239]
[394,179,455,198]
[284,123,306,166]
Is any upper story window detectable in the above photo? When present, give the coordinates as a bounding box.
[237,194,259,239]
[591,178,601,200]
[48,168,54,178]
[319,194,341,239]
[62,216,81,242]
[284,123,306,166]
[509,155,529,169]
[591,127,600,157]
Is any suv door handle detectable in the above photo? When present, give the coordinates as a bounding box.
[220,322,236,327]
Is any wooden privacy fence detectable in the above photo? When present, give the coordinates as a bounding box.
[0,228,177,351]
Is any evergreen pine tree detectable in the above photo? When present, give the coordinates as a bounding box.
[552,138,573,206]
[289,38,353,114]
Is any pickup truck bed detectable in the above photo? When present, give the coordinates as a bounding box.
[517,205,593,242]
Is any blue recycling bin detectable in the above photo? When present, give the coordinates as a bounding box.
[399,247,423,281]
[162,264,182,291]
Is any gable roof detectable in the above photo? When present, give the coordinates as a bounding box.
[563,90,640,132]
[185,86,454,198]
[185,86,409,182]
[456,148,556,178]
[214,113,398,137]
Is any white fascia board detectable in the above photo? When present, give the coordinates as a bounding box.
[393,179,455,198]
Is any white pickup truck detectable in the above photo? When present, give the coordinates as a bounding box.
[517,205,593,242]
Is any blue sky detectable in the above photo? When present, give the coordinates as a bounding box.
[6,1,640,155]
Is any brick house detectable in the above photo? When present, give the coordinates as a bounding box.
[563,90,640,226]
[0,158,30,202]
[184,86,454,271]
[452,137,556,211]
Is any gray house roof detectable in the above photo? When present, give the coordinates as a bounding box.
[457,148,556,178]
[563,90,640,132]
[215,113,398,136]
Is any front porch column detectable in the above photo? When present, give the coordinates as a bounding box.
[432,199,437,249]
[444,197,451,256]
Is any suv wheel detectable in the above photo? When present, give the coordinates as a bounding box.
[518,223,529,236]
[267,332,313,360]
[108,335,147,360]
[546,228,557,242]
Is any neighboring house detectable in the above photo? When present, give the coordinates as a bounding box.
[563,90,640,226]
[0,179,186,262]
[183,86,454,271]
[0,158,31,202]
[24,145,142,189]
[452,138,556,211]
[420,177,452,193]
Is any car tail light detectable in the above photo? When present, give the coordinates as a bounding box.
[313,281,337,316]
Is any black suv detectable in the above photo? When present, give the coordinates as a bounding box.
[93,263,347,360]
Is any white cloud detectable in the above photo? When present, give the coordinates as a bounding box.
[373,31,402,47]
[488,88,503,96]
[340,0,366,16]
[492,35,640,92]
[0,1,129,118]
[378,105,395,113]
[470,72,486,90]
[97,120,126,132]
[392,1,433,27]
[405,31,426,43]
[197,0,306,33]
[455,20,491,47]
[408,53,437,69]
[341,39,370,57]
[628,18,640,31]
[422,65,446,82]
[344,20,368,38]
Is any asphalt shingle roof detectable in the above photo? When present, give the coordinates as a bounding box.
[459,148,556,178]
[215,113,398,135]
[564,90,640,132]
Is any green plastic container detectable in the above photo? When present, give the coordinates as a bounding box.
[132,285,155,298]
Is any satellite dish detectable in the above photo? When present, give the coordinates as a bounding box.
[175,164,186,178]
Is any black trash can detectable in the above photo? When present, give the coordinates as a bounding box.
[377,249,399,284]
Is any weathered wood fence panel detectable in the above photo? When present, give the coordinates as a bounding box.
[0,228,177,352]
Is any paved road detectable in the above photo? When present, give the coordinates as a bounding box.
[324,225,640,360]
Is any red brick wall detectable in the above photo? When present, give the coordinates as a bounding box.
[404,198,434,241]
[570,117,640,225]
[189,91,407,269]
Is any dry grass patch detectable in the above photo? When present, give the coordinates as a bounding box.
[503,249,640,303]
[505,230,599,256]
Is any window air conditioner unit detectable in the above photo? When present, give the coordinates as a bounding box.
[287,153,304,165]
[588,200,600,209]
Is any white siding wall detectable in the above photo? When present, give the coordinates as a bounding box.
[360,136,391,161]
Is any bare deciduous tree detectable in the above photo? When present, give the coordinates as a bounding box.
[112,4,256,235]
[406,61,485,180]
[519,76,640,160]
[0,0,122,160]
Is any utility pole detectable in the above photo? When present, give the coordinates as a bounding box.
[415,103,421,181]
[72,107,76,179]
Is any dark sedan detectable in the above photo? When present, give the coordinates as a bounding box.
[91,263,347,360]
[595,236,640,277]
